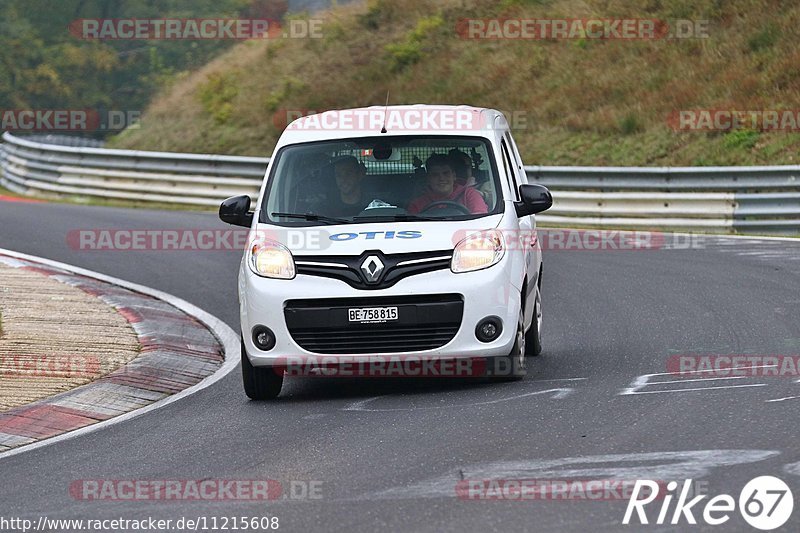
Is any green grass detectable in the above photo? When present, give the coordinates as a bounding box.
[0,184,20,199]
[107,0,800,166]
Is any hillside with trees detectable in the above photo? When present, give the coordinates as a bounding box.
[0,0,346,136]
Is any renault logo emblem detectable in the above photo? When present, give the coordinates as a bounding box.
[360,256,384,283]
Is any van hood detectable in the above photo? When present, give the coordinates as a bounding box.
[255,215,503,257]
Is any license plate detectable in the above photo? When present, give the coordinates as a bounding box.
[348,306,398,323]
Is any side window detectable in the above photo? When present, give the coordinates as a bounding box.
[500,139,520,201]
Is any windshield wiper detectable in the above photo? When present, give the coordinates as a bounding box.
[353,214,440,222]
[271,212,350,225]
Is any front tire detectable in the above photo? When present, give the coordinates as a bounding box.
[525,286,543,357]
[241,337,283,400]
[487,308,526,381]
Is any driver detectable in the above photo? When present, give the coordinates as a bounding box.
[318,155,370,217]
[407,154,488,215]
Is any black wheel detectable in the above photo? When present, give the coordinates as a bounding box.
[525,286,543,357]
[487,307,526,381]
[241,337,283,400]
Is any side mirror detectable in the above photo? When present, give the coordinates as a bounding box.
[515,184,553,217]
[219,195,254,227]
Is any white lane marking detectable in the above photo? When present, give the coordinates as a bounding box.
[0,248,240,461]
[619,369,771,396]
[732,251,780,256]
[784,461,800,476]
[684,233,800,244]
[766,396,800,403]
[665,364,778,377]
[541,228,800,245]
[646,376,748,385]
[343,388,573,412]
[531,377,587,382]
[625,384,766,395]
[365,450,780,501]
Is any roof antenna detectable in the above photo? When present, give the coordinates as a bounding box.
[380,90,390,133]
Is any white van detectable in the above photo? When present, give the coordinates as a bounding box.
[220,105,552,399]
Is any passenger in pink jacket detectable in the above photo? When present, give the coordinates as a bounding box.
[407,154,489,215]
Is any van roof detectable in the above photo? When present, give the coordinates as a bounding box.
[278,105,508,145]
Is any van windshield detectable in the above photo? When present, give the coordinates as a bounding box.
[259,136,504,226]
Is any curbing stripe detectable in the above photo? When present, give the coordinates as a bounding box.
[49,383,168,417]
[0,248,240,461]
[0,432,36,447]
[0,255,223,438]
[0,195,43,204]
[0,404,100,439]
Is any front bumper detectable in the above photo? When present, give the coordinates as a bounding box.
[239,261,522,367]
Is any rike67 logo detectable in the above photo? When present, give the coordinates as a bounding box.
[624,476,793,530]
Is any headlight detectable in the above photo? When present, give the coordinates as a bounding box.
[451,230,505,273]
[248,239,295,279]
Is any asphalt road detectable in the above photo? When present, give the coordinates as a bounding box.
[1,199,799,532]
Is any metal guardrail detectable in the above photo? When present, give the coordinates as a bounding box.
[529,165,800,233]
[2,132,799,234]
[19,134,106,148]
[0,132,265,207]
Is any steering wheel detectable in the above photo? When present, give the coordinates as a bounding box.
[419,200,472,215]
